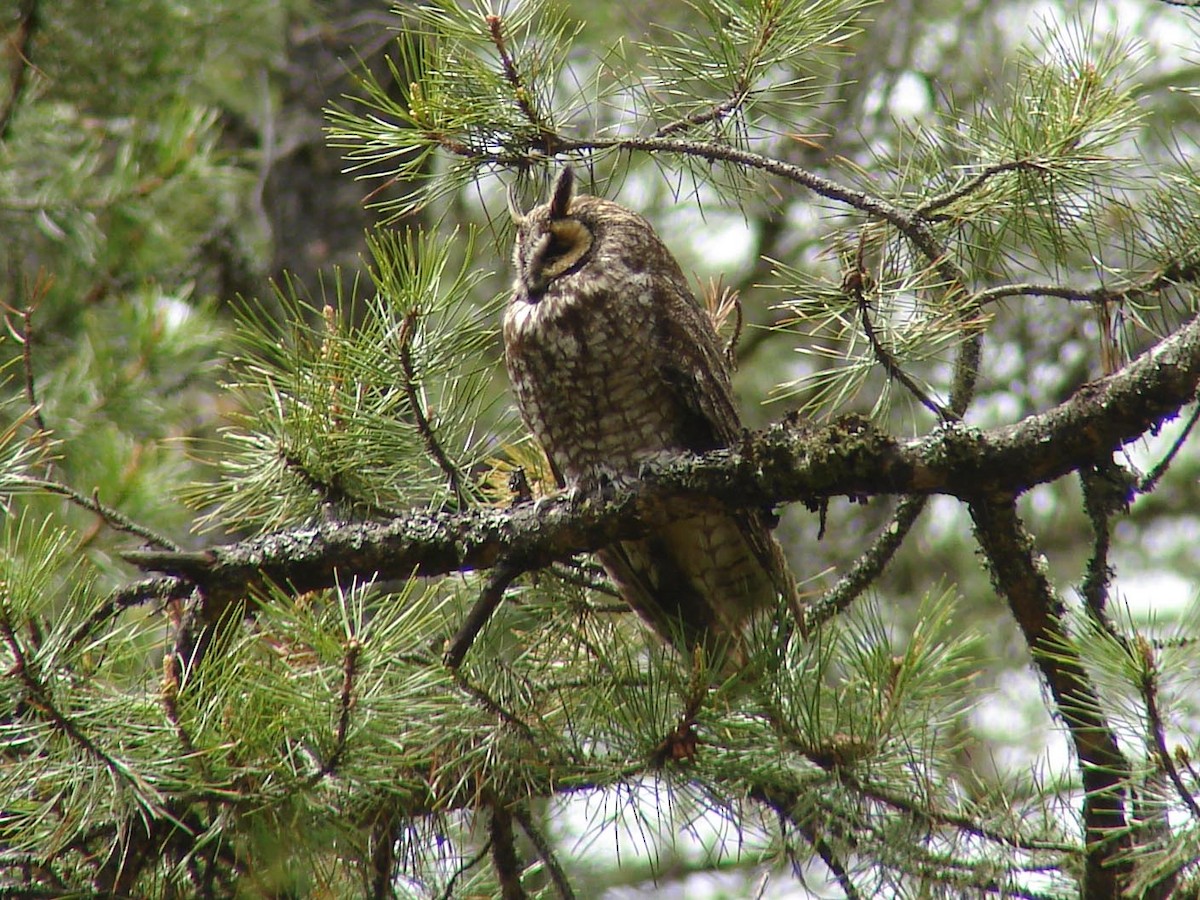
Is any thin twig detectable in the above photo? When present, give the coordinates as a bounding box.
[653,96,743,138]
[485,14,554,145]
[801,825,862,900]
[318,638,361,778]
[974,257,1200,309]
[15,302,50,439]
[918,159,1044,216]
[450,666,537,743]
[13,476,181,551]
[1139,401,1200,493]
[512,804,577,900]
[849,233,958,419]
[1137,635,1200,822]
[0,0,39,143]
[1,611,139,787]
[444,560,522,668]
[841,772,1077,854]
[549,561,621,598]
[801,495,927,634]
[66,575,193,653]
[398,311,468,510]
[849,262,954,422]
[437,839,493,900]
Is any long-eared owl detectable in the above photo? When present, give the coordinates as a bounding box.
[503,168,794,651]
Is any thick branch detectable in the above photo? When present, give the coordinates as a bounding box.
[968,497,1130,896]
[121,313,1200,601]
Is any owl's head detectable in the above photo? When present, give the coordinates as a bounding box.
[509,167,671,303]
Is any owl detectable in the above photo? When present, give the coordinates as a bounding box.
[503,167,795,653]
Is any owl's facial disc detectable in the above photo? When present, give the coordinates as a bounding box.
[525,218,593,297]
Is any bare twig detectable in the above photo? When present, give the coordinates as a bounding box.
[549,561,621,598]
[17,306,49,440]
[444,560,523,668]
[0,0,39,142]
[512,804,577,900]
[918,159,1045,216]
[842,771,1077,854]
[13,476,181,550]
[1139,401,1200,494]
[318,638,361,778]
[844,236,954,422]
[803,826,862,900]
[66,574,193,654]
[451,665,536,743]
[802,495,927,634]
[398,311,468,510]
[653,97,743,138]
[974,255,1200,308]
[437,839,493,900]
[2,289,51,443]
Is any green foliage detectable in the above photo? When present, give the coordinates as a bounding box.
[633,0,866,135]
[182,228,509,531]
[328,0,871,216]
[3,0,1200,897]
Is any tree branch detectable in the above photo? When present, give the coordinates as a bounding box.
[490,802,527,900]
[117,312,1200,607]
[968,496,1130,897]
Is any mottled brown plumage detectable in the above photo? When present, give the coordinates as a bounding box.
[504,168,793,650]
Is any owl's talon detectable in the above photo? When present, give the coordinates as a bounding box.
[595,472,618,503]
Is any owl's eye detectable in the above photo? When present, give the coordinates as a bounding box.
[535,219,593,284]
[545,232,574,260]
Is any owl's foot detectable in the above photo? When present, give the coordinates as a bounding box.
[594,471,618,503]
[531,482,585,517]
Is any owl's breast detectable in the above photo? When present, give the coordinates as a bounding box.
[504,280,682,486]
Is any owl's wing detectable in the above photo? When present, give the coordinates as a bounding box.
[654,281,798,610]
[654,280,743,450]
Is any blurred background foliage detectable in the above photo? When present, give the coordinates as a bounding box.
[2,0,1200,897]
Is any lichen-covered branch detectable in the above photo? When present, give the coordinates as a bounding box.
[120,312,1200,608]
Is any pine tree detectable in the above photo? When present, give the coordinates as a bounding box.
[3,1,1200,897]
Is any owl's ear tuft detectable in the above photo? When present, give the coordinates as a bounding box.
[549,166,575,218]
[506,183,526,225]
